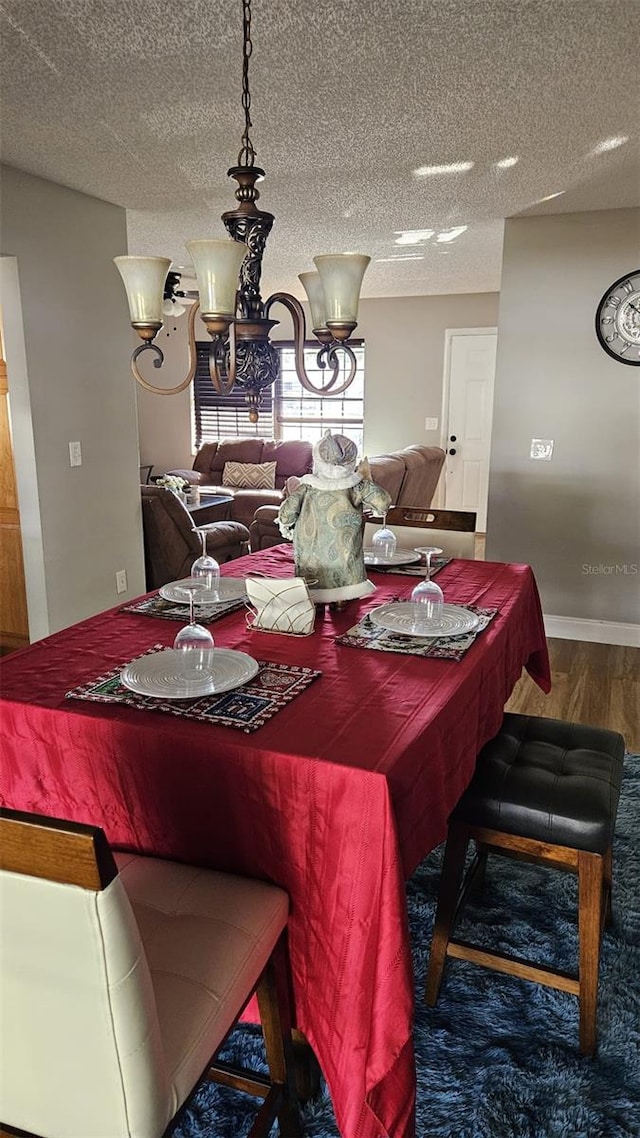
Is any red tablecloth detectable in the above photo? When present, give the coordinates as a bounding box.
[0,548,550,1138]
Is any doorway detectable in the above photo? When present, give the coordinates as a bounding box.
[440,328,497,532]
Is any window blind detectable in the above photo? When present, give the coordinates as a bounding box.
[193,343,274,447]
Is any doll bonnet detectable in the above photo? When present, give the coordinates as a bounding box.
[312,431,359,481]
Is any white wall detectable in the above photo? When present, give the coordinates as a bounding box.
[0,166,146,636]
[135,292,500,471]
[487,207,640,640]
[357,293,499,456]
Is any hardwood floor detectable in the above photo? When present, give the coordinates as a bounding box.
[505,638,640,752]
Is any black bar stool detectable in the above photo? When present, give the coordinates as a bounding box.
[424,714,625,1055]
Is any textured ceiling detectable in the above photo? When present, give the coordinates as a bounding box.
[1,0,638,299]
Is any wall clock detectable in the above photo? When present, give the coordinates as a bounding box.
[595,269,640,366]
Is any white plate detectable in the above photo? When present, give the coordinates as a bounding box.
[369,602,479,638]
[120,648,258,699]
[159,577,247,605]
[363,548,421,567]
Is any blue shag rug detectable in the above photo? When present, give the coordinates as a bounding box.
[175,754,640,1137]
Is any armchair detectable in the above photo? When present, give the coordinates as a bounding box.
[141,484,250,590]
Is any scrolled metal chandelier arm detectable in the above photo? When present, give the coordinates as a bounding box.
[208,321,237,396]
[265,292,358,397]
[130,301,199,396]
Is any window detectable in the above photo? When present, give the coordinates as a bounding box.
[192,344,274,448]
[192,340,364,450]
[275,342,365,452]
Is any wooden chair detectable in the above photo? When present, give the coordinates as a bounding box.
[0,808,302,1138]
[364,506,477,559]
[424,714,625,1055]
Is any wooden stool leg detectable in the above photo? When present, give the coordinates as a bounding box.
[256,934,303,1136]
[425,823,470,1006]
[578,850,604,1057]
[603,846,613,928]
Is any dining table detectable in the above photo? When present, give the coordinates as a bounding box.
[0,545,551,1138]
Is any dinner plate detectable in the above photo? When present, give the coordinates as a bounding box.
[363,548,421,567]
[159,577,247,604]
[369,602,479,638]
[120,648,258,699]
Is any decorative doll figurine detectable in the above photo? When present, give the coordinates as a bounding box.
[277,431,391,604]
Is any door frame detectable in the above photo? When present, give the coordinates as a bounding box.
[0,257,48,641]
[434,326,498,516]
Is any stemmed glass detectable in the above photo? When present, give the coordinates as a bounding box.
[191,529,220,596]
[371,514,397,562]
[173,580,215,681]
[411,546,444,633]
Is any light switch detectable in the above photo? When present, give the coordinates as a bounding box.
[530,439,554,461]
[425,417,439,431]
[69,441,82,467]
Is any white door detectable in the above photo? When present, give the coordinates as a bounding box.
[442,330,497,532]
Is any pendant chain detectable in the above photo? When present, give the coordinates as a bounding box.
[238,0,256,167]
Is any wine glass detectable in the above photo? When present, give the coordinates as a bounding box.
[173,581,215,681]
[370,514,397,562]
[411,546,444,633]
[191,529,220,596]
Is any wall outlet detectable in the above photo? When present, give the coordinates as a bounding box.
[530,438,554,461]
[425,417,439,431]
[69,440,82,467]
[115,569,127,594]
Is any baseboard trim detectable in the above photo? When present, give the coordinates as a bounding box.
[543,615,640,648]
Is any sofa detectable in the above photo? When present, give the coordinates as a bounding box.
[167,439,314,529]
[249,444,446,551]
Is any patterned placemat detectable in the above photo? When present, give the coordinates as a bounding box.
[370,555,452,578]
[335,604,498,661]
[121,595,246,623]
[65,646,321,733]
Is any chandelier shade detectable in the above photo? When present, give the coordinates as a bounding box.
[114,256,172,327]
[114,0,368,415]
[313,254,371,331]
[185,238,248,325]
[298,271,328,333]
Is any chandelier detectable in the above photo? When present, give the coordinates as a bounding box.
[114,0,369,423]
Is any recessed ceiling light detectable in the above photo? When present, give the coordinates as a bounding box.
[591,135,629,155]
[495,156,519,169]
[436,226,468,243]
[536,190,566,202]
[394,229,435,245]
[375,255,425,263]
[413,161,474,177]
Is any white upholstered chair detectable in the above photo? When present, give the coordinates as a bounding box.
[0,808,302,1138]
[365,506,477,559]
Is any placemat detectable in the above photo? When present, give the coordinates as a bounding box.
[370,555,452,578]
[120,595,246,623]
[335,604,497,661]
[66,646,321,733]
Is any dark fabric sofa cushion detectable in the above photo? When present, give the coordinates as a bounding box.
[192,442,219,477]
[208,439,265,482]
[262,440,313,488]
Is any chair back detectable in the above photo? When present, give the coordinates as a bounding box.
[0,808,171,1138]
[365,506,477,559]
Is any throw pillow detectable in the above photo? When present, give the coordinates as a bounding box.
[222,461,278,490]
